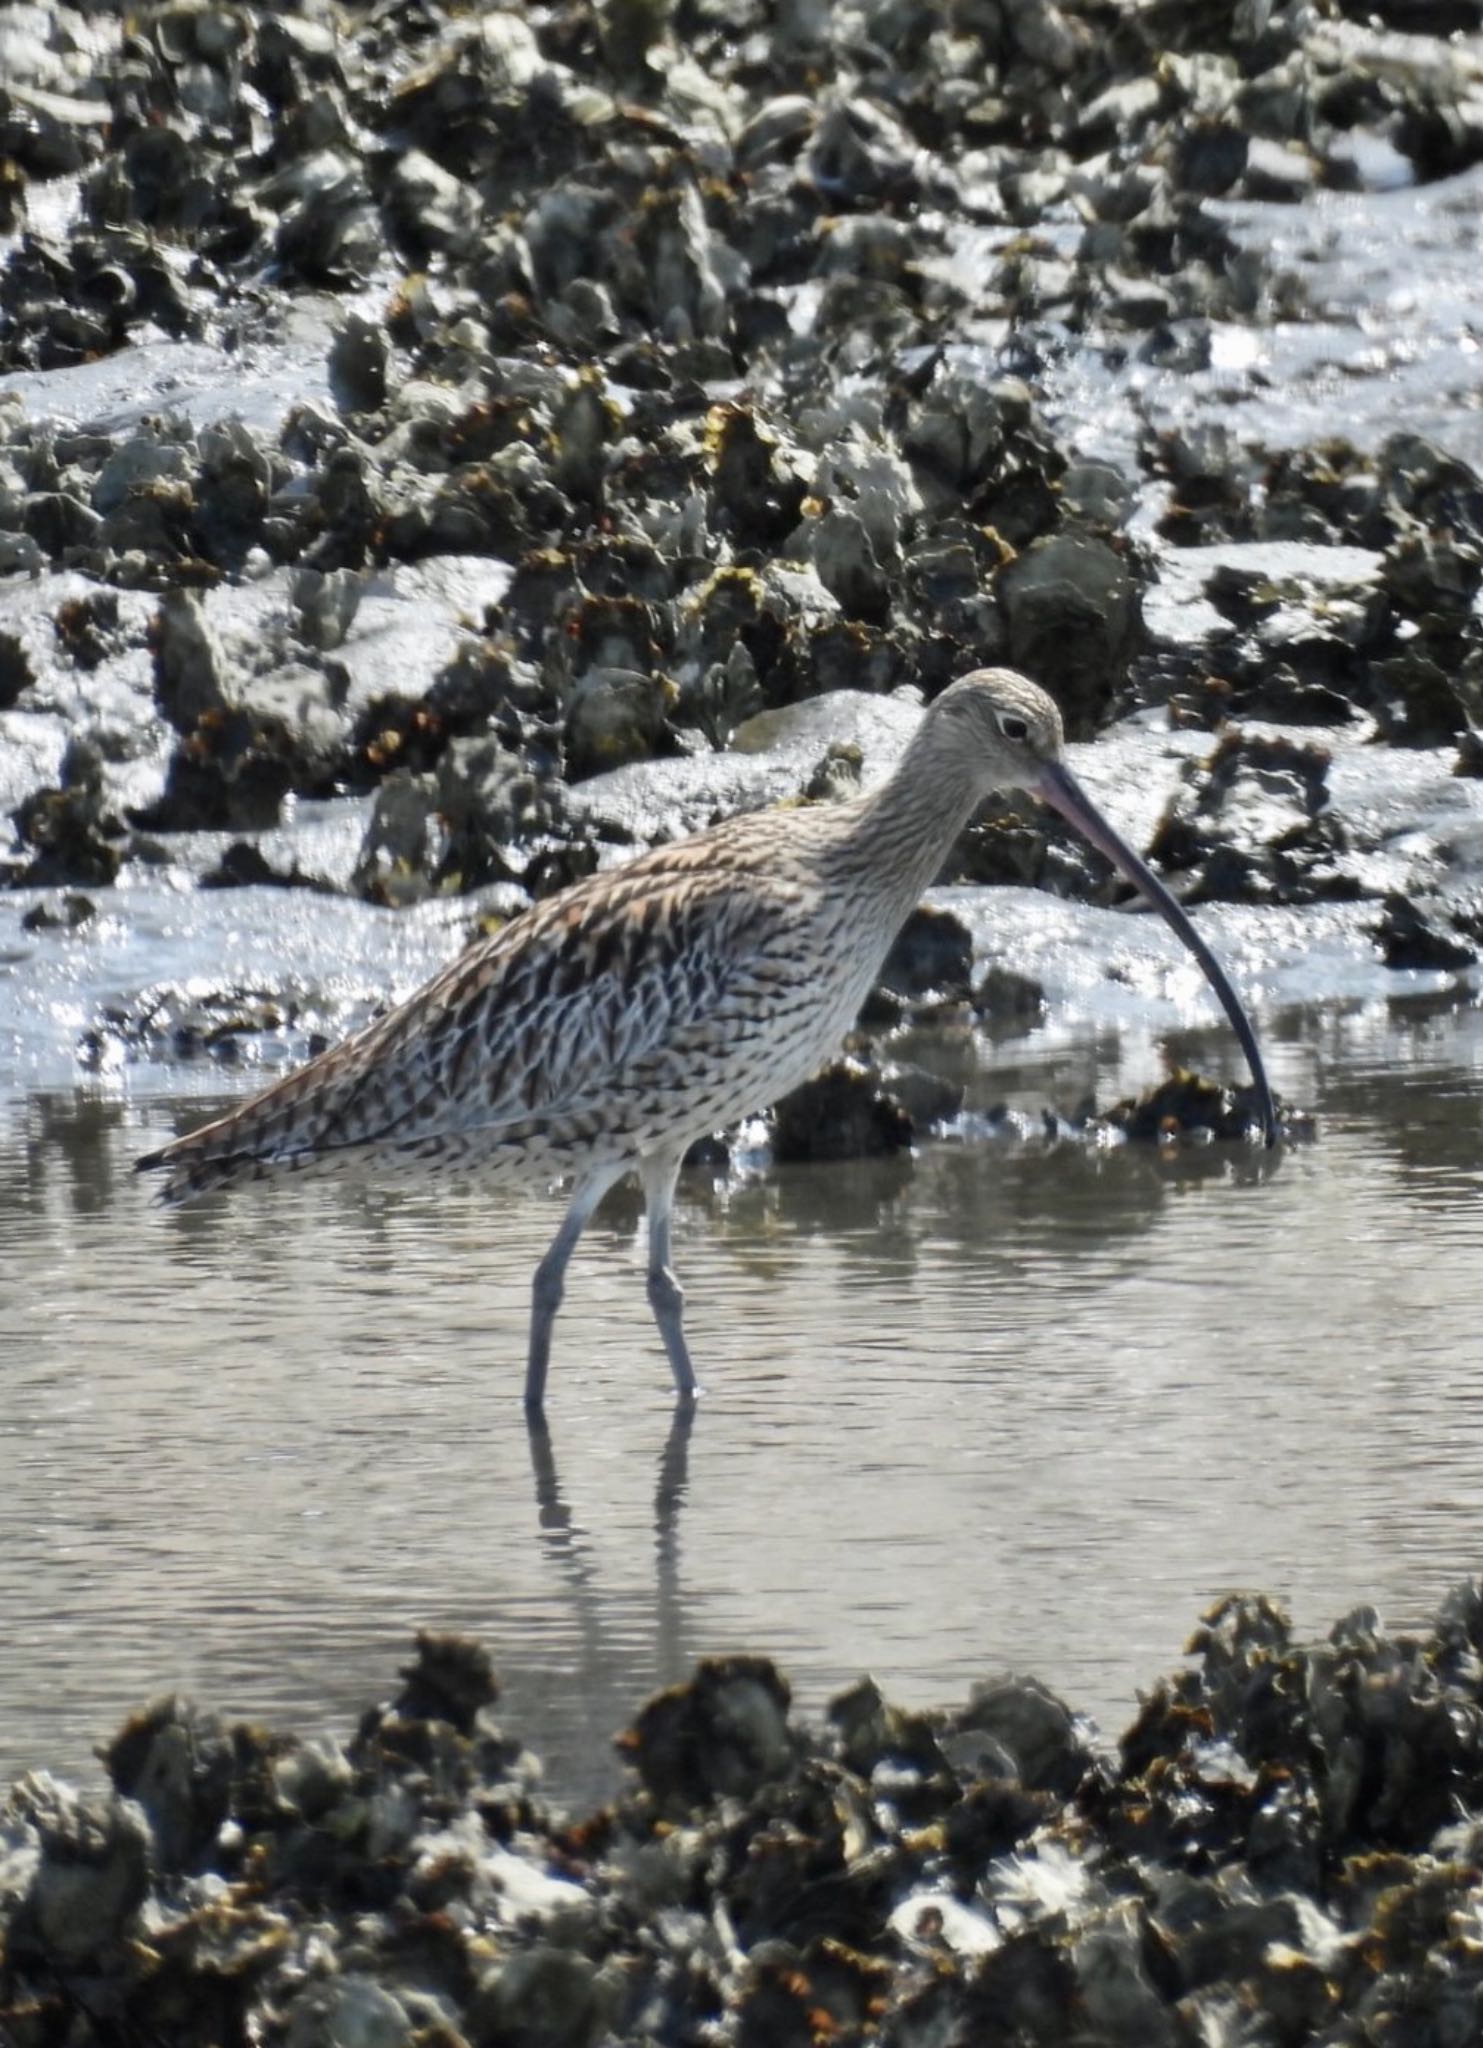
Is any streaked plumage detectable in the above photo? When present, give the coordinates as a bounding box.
[139,669,1277,1407]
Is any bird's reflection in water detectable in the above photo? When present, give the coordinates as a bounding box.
[524,1404,696,1710]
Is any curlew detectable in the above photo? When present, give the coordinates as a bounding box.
[138,669,1277,1408]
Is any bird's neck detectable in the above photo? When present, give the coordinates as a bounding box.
[829,709,985,919]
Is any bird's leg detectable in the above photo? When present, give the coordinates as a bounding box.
[526,1168,622,1412]
[642,1152,699,1403]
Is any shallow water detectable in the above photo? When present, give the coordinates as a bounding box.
[9,51,1483,1817]
[4,996,1483,1809]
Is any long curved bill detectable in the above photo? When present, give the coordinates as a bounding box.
[1036,759,1278,1148]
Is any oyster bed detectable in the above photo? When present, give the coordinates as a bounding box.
[7,11,1483,2040]
[6,1590,1483,2045]
[7,1,1483,1149]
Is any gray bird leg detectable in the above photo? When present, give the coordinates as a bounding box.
[642,1152,698,1403]
[526,1167,623,1411]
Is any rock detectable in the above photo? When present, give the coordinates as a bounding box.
[877,906,974,1001]
[997,536,1135,736]
[1148,730,1358,907]
[437,738,587,897]
[328,312,388,416]
[1173,118,1250,196]
[801,739,862,804]
[151,590,230,733]
[78,985,307,1069]
[467,1949,607,2048]
[102,1696,233,1873]
[1368,650,1474,747]
[390,1632,499,1737]
[551,369,618,506]
[0,630,35,707]
[564,668,672,780]
[904,373,1064,545]
[290,566,365,651]
[21,1577,1483,2043]
[8,1777,150,1966]
[616,1655,794,1812]
[771,1061,915,1163]
[1372,892,1477,971]
[200,840,333,892]
[958,1677,1090,1796]
[972,965,1049,1031]
[20,891,96,931]
[10,760,122,888]
[195,419,274,569]
[284,1976,414,2048]
[351,768,441,905]
[810,505,892,621]
[1241,136,1319,200]
[1104,1069,1284,1144]
[884,1063,964,1130]
[1381,531,1483,628]
[140,714,310,833]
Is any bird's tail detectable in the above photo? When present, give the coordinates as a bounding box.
[136,1130,288,1204]
[135,1055,362,1205]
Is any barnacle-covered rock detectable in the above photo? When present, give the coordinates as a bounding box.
[1372,891,1478,971]
[1367,646,1478,748]
[809,504,892,623]
[327,311,389,417]
[705,404,807,549]
[903,372,1064,544]
[353,734,581,905]
[193,419,275,570]
[290,565,365,652]
[972,965,1049,1033]
[351,766,442,905]
[1104,1069,1280,1144]
[77,984,307,1069]
[102,1695,234,1874]
[564,669,673,780]
[140,664,347,832]
[771,1060,915,1164]
[956,1676,1093,1797]
[1147,728,1358,907]
[16,1587,1483,2040]
[877,905,974,1002]
[282,1975,416,2048]
[466,1947,611,2048]
[5,1774,150,1967]
[20,890,96,932]
[996,535,1136,736]
[0,630,36,709]
[151,588,230,734]
[617,1656,795,1814]
[9,739,124,888]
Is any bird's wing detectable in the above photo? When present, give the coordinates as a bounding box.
[140,844,811,1187]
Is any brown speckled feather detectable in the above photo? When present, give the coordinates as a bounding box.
[139,808,828,1202]
[136,671,1274,1407]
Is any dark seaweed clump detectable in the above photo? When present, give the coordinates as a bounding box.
[7,1589,1483,2044]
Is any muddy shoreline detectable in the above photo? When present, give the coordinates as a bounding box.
[6,0,1483,1150]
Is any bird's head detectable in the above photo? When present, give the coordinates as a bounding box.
[931,667,1067,796]
[932,665,1279,1148]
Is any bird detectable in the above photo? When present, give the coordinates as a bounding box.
[138,668,1277,1409]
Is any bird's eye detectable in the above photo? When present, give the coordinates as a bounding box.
[997,712,1030,743]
